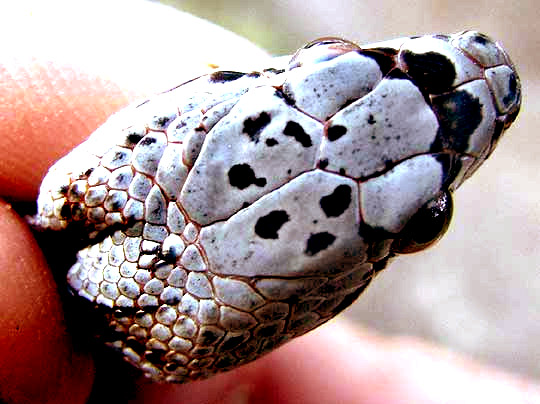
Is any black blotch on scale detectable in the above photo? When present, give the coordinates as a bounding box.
[263,67,286,75]
[430,90,483,153]
[59,204,72,220]
[112,150,128,164]
[283,121,312,147]
[327,125,347,141]
[266,138,279,146]
[432,34,450,41]
[274,88,296,106]
[401,50,456,94]
[503,73,519,109]
[319,185,352,217]
[255,210,290,239]
[228,164,267,190]
[153,115,174,129]
[243,112,271,143]
[126,132,144,145]
[139,136,157,146]
[305,232,336,256]
[210,71,248,82]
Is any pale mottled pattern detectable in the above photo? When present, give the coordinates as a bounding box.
[32,30,521,382]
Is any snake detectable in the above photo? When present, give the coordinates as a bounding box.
[29,31,521,383]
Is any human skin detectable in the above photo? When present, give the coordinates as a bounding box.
[1,2,539,403]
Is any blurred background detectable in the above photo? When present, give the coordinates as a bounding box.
[155,0,540,379]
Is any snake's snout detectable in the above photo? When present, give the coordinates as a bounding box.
[454,31,521,123]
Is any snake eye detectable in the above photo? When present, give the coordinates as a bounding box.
[288,37,361,70]
[391,190,453,254]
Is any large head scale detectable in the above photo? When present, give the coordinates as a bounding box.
[278,30,521,255]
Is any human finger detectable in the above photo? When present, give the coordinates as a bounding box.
[0,200,94,404]
[0,0,270,202]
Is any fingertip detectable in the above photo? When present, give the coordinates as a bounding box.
[0,200,94,404]
[0,62,133,201]
[0,1,270,201]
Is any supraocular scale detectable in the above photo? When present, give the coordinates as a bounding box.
[30,31,521,382]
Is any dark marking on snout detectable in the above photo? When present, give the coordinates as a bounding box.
[320,185,352,217]
[431,89,483,153]
[401,50,456,94]
[255,210,290,239]
[210,71,252,82]
[126,132,144,145]
[305,232,336,256]
[327,125,347,141]
[283,121,312,147]
[243,112,271,143]
[140,136,157,146]
[265,138,279,146]
[228,164,267,190]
